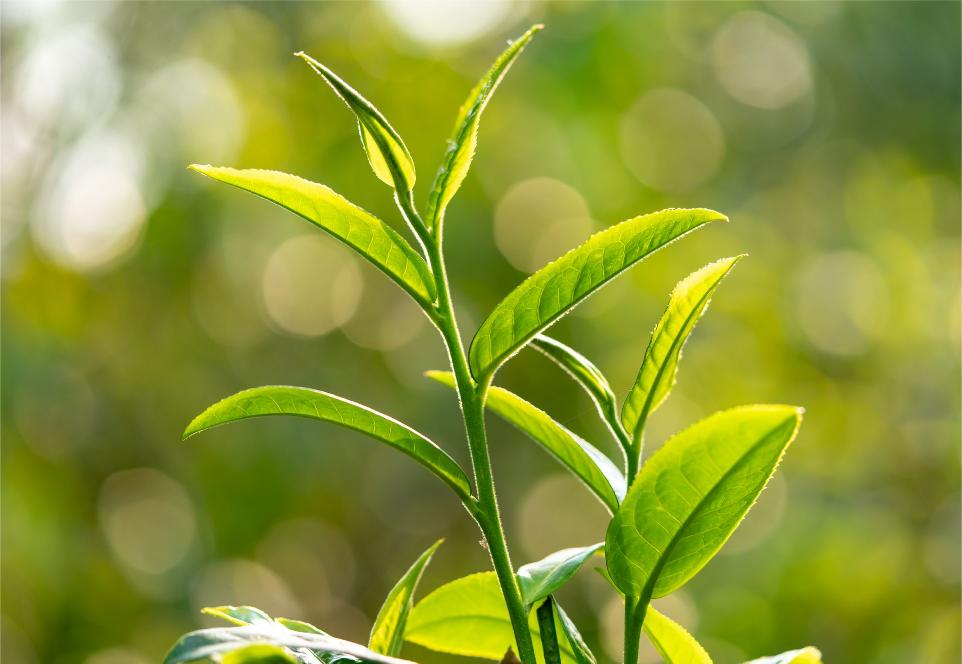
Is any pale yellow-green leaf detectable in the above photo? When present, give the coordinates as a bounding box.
[744,647,822,664]
[189,166,435,305]
[469,208,726,380]
[643,607,712,664]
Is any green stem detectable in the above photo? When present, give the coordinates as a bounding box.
[403,194,538,664]
[623,596,648,664]
[536,598,561,664]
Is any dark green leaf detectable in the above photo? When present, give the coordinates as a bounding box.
[295,54,416,192]
[425,25,542,232]
[606,405,803,600]
[518,543,603,607]
[621,256,742,445]
[189,166,435,306]
[369,539,443,656]
[427,371,623,512]
[469,209,726,380]
[184,385,472,501]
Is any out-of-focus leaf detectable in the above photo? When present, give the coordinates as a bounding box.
[221,644,301,664]
[163,625,410,664]
[642,607,712,664]
[204,606,275,627]
[621,256,742,445]
[369,539,443,656]
[276,619,327,635]
[469,209,726,380]
[295,53,416,192]
[552,601,596,664]
[425,25,542,233]
[606,406,803,599]
[744,647,823,664]
[183,385,472,501]
[405,572,576,663]
[517,543,603,607]
[189,166,435,306]
[530,335,622,443]
[426,371,623,511]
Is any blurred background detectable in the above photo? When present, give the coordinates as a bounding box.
[2,1,959,663]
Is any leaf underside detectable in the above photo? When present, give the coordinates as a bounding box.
[427,371,623,512]
[606,405,803,599]
[189,165,435,306]
[469,208,727,380]
[517,543,604,607]
[183,385,471,501]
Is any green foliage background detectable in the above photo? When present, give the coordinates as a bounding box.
[2,2,959,663]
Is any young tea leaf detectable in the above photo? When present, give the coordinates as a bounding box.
[426,371,624,512]
[164,625,410,664]
[744,647,822,664]
[275,619,327,636]
[184,385,471,501]
[405,572,577,663]
[643,607,712,664]
[518,543,604,607]
[221,644,301,664]
[295,54,416,192]
[203,605,275,627]
[530,335,623,445]
[552,602,597,664]
[621,256,742,446]
[469,208,727,380]
[369,539,443,657]
[425,25,542,232]
[606,405,803,600]
[189,166,436,306]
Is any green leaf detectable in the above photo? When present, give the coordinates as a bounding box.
[552,602,596,664]
[295,53,416,192]
[744,647,822,664]
[530,335,622,443]
[221,644,301,664]
[369,539,443,656]
[183,385,472,502]
[188,166,435,306]
[621,256,742,445]
[426,371,623,512]
[164,625,409,664]
[425,25,542,232]
[204,606,275,627]
[276,618,328,635]
[643,607,712,664]
[469,208,727,380]
[518,543,604,607]
[405,572,576,663]
[606,405,803,600]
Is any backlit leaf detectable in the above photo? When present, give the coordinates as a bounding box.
[184,385,471,501]
[369,540,443,657]
[744,647,822,664]
[405,572,576,664]
[204,606,275,628]
[221,644,301,664]
[164,625,409,664]
[296,54,416,192]
[606,405,803,599]
[621,256,742,445]
[427,371,623,512]
[469,209,726,380]
[189,166,435,306]
[518,544,604,607]
[425,25,542,232]
[552,602,596,664]
[530,335,621,442]
[643,607,712,664]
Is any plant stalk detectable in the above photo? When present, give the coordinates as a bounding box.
[404,194,538,664]
[623,595,647,664]
[536,598,562,664]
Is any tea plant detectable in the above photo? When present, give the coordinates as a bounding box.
[166,26,820,664]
